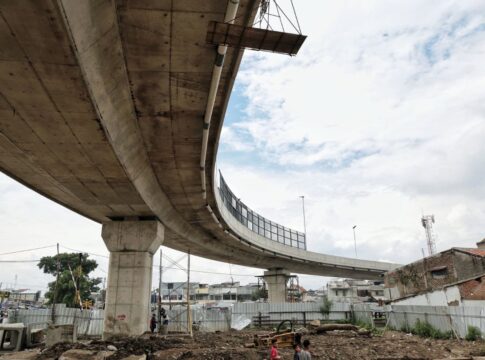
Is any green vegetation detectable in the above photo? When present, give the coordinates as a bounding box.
[408,319,453,340]
[350,318,384,336]
[251,288,267,301]
[38,253,101,307]
[319,297,333,318]
[465,326,482,341]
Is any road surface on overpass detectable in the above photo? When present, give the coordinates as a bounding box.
[0,1,398,282]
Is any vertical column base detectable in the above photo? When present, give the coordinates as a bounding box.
[264,268,290,303]
[103,251,154,339]
[102,221,163,339]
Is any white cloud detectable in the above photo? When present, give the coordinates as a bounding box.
[219,0,485,288]
[2,1,485,292]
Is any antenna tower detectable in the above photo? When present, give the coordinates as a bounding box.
[421,215,437,256]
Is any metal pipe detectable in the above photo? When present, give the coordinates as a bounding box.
[200,0,240,200]
[353,225,357,258]
[300,195,307,245]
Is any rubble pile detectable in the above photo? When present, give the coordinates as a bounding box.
[0,329,483,360]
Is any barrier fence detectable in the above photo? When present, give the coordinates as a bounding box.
[352,303,485,339]
[6,302,485,339]
[7,305,104,337]
[232,302,351,327]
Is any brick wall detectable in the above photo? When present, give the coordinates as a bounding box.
[385,249,485,299]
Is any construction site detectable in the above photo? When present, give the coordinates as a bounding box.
[2,0,485,359]
[0,323,484,360]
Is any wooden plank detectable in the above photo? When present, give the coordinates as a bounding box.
[206,21,306,56]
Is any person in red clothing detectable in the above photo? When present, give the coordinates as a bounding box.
[270,338,281,360]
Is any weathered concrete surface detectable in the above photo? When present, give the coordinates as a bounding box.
[264,268,290,303]
[45,324,76,347]
[0,323,26,353]
[102,220,163,338]
[0,1,399,278]
[0,350,39,360]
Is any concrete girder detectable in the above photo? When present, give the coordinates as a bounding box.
[0,0,401,278]
[55,0,290,270]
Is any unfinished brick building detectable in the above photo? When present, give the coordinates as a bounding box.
[385,239,485,302]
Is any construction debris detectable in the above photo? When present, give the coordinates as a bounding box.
[45,324,77,347]
[0,328,483,360]
[315,323,360,333]
[0,323,26,352]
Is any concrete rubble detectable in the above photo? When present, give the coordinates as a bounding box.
[0,329,483,359]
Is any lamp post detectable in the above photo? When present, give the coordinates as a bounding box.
[352,225,357,258]
[299,196,307,237]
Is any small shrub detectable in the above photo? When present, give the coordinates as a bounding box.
[320,297,333,318]
[412,319,434,337]
[411,319,452,339]
[466,326,482,341]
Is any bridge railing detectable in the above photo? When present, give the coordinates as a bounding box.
[218,172,306,250]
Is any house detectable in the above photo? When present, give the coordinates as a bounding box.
[301,287,326,303]
[327,279,385,303]
[385,239,485,306]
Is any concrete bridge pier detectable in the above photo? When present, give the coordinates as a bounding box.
[264,268,291,303]
[101,220,164,339]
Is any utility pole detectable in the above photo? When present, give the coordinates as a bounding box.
[186,250,192,337]
[299,196,307,237]
[51,243,60,323]
[352,225,357,258]
[157,248,162,333]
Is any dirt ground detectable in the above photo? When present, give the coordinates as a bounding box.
[2,329,484,360]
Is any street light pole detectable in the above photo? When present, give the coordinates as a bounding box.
[300,196,307,237]
[353,225,357,258]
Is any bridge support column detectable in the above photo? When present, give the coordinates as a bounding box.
[264,268,290,303]
[101,220,164,339]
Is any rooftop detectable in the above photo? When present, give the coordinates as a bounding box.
[454,248,485,257]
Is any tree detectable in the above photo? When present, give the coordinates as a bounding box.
[320,296,333,319]
[38,253,101,307]
[251,287,267,301]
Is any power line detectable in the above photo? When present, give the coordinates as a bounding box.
[0,244,56,256]
[60,245,259,277]
[0,259,41,263]
[160,265,257,277]
[59,245,109,259]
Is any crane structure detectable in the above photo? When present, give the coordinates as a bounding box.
[421,215,437,256]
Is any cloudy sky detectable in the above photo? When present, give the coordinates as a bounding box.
[1,0,485,293]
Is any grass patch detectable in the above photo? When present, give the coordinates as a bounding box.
[410,319,453,340]
[465,326,482,341]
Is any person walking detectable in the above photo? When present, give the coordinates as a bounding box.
[150,314,157,333]
[301,339,312,359]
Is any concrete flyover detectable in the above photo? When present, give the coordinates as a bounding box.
[0,0,399,336]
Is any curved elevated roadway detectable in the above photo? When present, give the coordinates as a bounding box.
[0,0,399,282]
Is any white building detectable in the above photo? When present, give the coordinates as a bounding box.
[327,279,386,304]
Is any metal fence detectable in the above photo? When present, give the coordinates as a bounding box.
[7,305,104,337]
[352,303,485,339]
[166,306,231,333]
[233,302,351,327]
[7,303,485,339]
[387,305,485,338]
